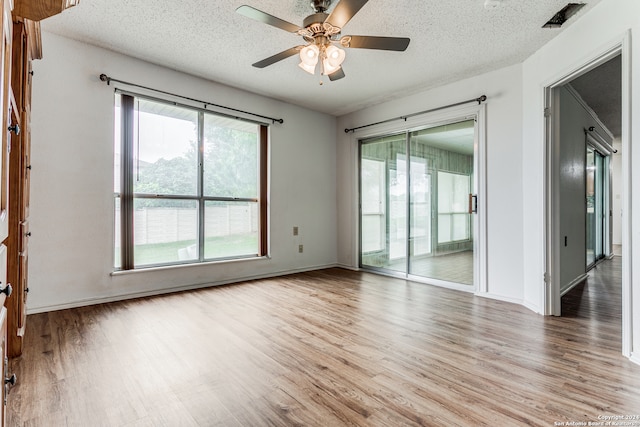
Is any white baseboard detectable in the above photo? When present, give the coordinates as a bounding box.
[335,263,360,271]
[560,273,588,296]
[476,291,524,306]
[522,300,543,315]
[629,352,640,366]
[27,263,339,314]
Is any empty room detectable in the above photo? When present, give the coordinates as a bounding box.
[0,0,639,425]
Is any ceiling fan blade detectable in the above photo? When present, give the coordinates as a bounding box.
[325,0,369,29]
[252,46,304,68]
[236,5,302,33]
[328,67,345,81]
[341,35,410,51]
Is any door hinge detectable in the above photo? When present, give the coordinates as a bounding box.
[544,272,550,284]
[544,107,551,118]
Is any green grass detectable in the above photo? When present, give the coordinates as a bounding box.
[134,233,258,266]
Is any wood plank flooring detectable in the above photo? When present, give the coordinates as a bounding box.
[7,257,640,426]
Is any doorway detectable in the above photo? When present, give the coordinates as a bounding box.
[359,119,479,290]
[545,41,630,356]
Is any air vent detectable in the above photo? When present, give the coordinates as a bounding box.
[543,3,586,28]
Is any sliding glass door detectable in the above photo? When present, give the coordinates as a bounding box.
[360,119,477,288]
[586,146,607,269]
[360,136,407,274]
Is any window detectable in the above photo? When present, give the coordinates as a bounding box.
[360,158,385,253]
[114,93,268,269]
[437,171,470,244]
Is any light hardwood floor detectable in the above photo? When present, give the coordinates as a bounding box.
[7,257,640,426]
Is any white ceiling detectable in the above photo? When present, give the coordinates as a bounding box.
[40,0,602,116]
[569,55,621,138]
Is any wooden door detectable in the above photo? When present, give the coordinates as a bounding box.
[0,0,12,243]
[0,246,6,427]
[4,13,39,360]
[4,101,18,357]
[0,306,6,427]
[16,220,25,335]
[0,245,9,427]
[19,72,28,221]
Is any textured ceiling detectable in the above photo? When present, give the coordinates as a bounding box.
[569,55,621,138]
[41,0,602,116]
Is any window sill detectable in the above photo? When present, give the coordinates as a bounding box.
[110,255,271,277]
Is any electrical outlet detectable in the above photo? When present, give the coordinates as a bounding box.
[293,226,299,236]
[298,244,303,253]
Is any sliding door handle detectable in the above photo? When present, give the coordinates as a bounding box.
[468,194,478,214]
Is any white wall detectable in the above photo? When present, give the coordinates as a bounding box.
[521,0,639,357]
[336,63,525,304]
[28,32,337,312]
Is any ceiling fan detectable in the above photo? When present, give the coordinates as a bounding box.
[236,0,410,82]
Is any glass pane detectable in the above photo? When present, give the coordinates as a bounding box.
[452,213,469,241]
[390,158,407,260]
[452,175,469,212]
[114,95,121,193]
[361,159,384,214]
[133,99,198,196]
[114,196,121,269]
[203,115,259,199]
[595,152,604,259]
[437,171,470,243]
[134,198,198,266]
[587,147,607,268]
[586,147,595,267]
[408,120,475,286]
[359,135,407,273]
[204,201,259,259]
[438,172,453,213]
[362,215,384,252]
[410,159,431,256]
[361,158,385,252]
[437,214,452,243]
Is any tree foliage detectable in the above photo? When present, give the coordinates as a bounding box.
[203,125,258,199]
[133,119,258,208]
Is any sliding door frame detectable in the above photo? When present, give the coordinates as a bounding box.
[357,103,487,294]
[585,139,611,271]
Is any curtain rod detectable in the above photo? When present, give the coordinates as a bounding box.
[99,74,284,125]
[587,126,618,153]
[344,95,487,133]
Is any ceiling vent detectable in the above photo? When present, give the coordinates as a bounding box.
[543,3,586,28]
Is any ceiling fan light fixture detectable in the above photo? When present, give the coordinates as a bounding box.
[322,61,342,75]
[322,44,345,75]
[300,44,319,63]
[299,44,320,74]
[325,45,346,66]
[237,0,411,82]
[298,61,317,74]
